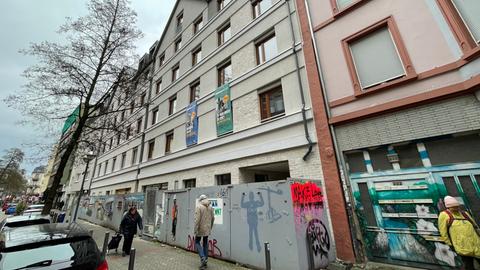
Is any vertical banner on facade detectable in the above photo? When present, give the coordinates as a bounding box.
[215,84,233,136]
[186,101,198,146]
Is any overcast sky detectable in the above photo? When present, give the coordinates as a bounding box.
[0,0,175,176]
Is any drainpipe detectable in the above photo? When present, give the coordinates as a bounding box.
[285,0,314,161]
[303,0,363,260]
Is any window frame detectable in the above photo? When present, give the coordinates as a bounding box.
[131,147,138,165]
[217,60,232,87]
[330,0,367,18]
[151,107,159,125]
[259,85,286,120]
[342,16,416,96]
[255,32,277,65]
[252,0,272,19]
[183,178,196,188]
[136,117,142,134]
[155,79,162,94]
[158,54,165,67]
[174,38,182,53]
[121,152,127,168]
[165,130,174,154]
[218,23,231,46]
[140,93,146,107]
[177,12,184,29]
[112,157,117,172]
[218,0,225,11]
[147,139,155,160]
[190,81,200,103]
[193,16,203,35]
[172,65,180,82]
[192,47,202,66]
[130,101,135,114]
[436,0,480,59]
[168,95,177,115]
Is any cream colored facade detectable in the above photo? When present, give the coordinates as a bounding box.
[77,0,321,195]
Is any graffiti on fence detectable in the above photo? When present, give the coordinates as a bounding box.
[258,187,283,223]
[307,219,330,260]
[291,181,331,268]
[215,188,228,199]
[187,235,223,257]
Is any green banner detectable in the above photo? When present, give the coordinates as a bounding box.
[215,84,233,136]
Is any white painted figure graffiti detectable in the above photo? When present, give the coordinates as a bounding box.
[241,191,264,252]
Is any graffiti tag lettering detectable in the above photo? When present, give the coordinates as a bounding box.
[187,235,223,257]
[307,219,330,260]
[291,182,323,205]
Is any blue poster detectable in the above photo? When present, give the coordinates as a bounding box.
[186,101,198,146]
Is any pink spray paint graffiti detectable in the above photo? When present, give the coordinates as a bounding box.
[187,235,223,258]
[291,181,331,268]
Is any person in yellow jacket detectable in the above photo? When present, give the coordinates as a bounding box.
[438,196,480,270]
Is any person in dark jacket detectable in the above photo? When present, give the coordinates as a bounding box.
[119,206,143,256]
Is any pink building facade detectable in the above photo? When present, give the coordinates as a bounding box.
[296,0,480,268]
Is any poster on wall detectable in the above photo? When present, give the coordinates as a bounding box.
[186,101,198,146]
[215,84,233,136]
[196,198,223,225]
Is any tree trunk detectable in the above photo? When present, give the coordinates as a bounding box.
[42,109,89,215]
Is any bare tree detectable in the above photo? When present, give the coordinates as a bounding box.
[5,0,143,214]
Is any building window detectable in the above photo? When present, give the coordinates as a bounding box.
[256,33,277,64]
[176,12,184,31]
[253,0,272,18]
[216,173,231,185]
[184,179,196,188]
[259,86,285,120]
[174,38,182,53]
[121,152,127,168]
[194,16,204,34]
[147,139,155,160]
[172,65,180,82]
[174,180,179,189]
[109,138,113,150]
[165,130,174,154]
[131,147,138,165]
[98,163,102,177]
[192,47,202,66]
[126,124,131,139]
[140,93,146,107]
[218,23,231,46]
[336,0,355,10]
[218,61,232,86]
[156,80,162,94]
[104,160,108,175]
[136,117,142,134]
[169,95,177,115]
[151,107,158,125]
[158,54,165,67]
[451,0,480,43]
[342,17,415,94]
[121,111,125,122]
[117,133,121,145]
[190,81,200,103]
[130,101,135,114]
[112,157,117,172]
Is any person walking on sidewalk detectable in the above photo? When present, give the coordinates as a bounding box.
[438,196,480,270]
[194,194,215,269]
[120,206,143,257]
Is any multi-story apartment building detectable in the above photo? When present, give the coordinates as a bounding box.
[297,0,480,268]
[87,0,323,217]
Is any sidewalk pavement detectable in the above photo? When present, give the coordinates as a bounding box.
[78,220,250,270]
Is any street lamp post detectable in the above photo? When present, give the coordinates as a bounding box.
[72,152,95,222]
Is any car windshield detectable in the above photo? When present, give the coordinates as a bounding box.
[0,238,100,269]
[27,205,43,210]
[5,219,50,228]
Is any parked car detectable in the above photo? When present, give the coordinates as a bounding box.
[5,204,17,215]
[0,215,51,231]
[0,223,108,269]
[25,204,44,212]
[22,209,43,216]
